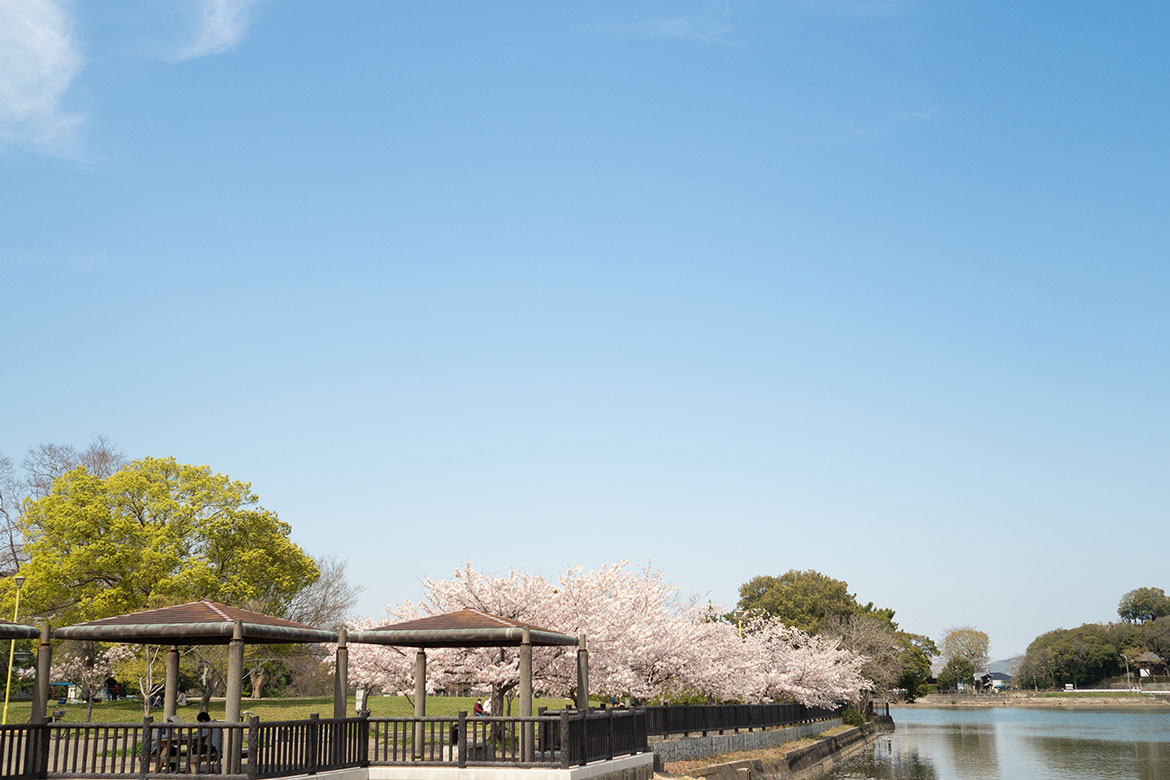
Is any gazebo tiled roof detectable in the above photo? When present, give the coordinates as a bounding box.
[52,599,337,645]
[0,619,39,640]
[348,609,578,648]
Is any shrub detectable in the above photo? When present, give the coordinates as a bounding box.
[841,708,865,727]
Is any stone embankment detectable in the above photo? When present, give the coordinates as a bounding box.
[656,717,893,780]
[651,719,843,768]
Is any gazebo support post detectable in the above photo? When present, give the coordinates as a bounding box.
[334,628,349,719]
[30,625,51,724]
[413,650,426,758]
[163,646,180,720]
[520,627,533,762]
[226,621,244,723]
[576,634,589,710]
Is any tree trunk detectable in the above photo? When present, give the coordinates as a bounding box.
[199,665,213,713]
[249,668,265,700]
[490,687,506,745]
[86,694,94,723]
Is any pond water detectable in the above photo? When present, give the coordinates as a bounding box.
[827,706,1170,780]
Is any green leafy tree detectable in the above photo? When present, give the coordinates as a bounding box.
[1118,587,1170,624]
[15,456,319,625]
[1014,623,1129,689]
[0,436,126,577]
[735,570,895,635]
[1144,617,1170,660]
[895,633,938,701]
[937,658,975,692]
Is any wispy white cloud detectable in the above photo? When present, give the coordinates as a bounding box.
[806,0,919,20]
[614,0,745,48]
[0,0,83,154]
[843,123,884,139]
[168,0,258,62]
[908,107,939,120]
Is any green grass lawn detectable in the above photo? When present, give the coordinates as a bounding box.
[1035,691,1147,699]
[3,695,577,724]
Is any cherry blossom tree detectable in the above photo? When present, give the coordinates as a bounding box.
[51,643,126,721]
[347,566,566,717]
[739,614,868,707]
[342,561,869,711]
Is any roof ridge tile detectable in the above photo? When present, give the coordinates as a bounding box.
[472,610,516,627]
[202,600,234,622]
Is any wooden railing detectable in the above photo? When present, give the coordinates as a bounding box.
[365,709,649,769]
[0,718,270,779]
[0,709,655,778]
[0,723,47,780]
[642,702,840,736]
[542,702,839,740]
[366,714,564,767]
[0,718,248,779]
[250,715,367,779]
[556,708,647,766]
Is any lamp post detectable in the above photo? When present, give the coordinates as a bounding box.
[2,575,26,725]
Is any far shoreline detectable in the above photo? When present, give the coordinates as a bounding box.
[895,692,1170,709]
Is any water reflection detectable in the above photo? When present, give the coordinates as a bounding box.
[1026,735,1170,780]
[941,721,999,778]
[833,737,939,780]
[825,708,1170,780]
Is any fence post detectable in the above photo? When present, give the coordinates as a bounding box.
[559,711,570,769]
[30,721,49,780]
[457,711,467,768]
[140,717,153,780]
[248,715,260,780]
[308,713,319,774]
[607,708,614,760]
[359,710,370,768]
[537,706,546,762]
[579,710,588,767]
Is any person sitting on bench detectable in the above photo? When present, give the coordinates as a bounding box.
[194,712,222,769]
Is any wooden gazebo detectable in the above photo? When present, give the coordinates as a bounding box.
[347,610,587,760]
[52,600,339,724]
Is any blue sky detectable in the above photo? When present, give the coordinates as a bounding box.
[2,0,1168,658]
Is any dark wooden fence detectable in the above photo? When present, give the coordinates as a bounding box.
[0,709,656,778]
[641,702,840,736]
[365,709,648,769]
[0,717,349,779]
[0,718,248,779]
[0,723,47,780]
[554,709,647,766]
[250,715,367,779]
[543,702,840,739]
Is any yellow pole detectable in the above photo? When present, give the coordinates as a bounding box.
[2,577,25,725]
